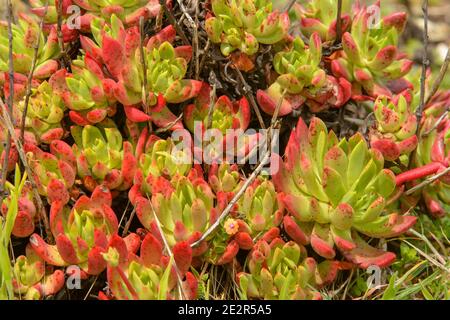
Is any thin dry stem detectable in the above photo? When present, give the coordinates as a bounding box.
[0,97,53,243]
[0,0,14,204]
[191,129,279,247]
[405,166,450,195]
[20,0,49,143]
[415,0,429,131]
[233,66,266,129]
[425,48,450,105]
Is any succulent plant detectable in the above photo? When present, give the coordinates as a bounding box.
[29,186,140,276]
[331,2,413,98]
[100,233,198,300]
[71,124,137,191]
[369,90,418,162]
[12,245,65,300]
[257,35,351,115]
[0,13,60,79]
[1,182,37,238]
[62,53,118,125]
[135,170,216,255]
[17,70,67,144]
[273,117,417,268]
[129,128,192,201]
[25,140,77,205]
[81,16,202,128]
[412,113,450,217]
[237,177,284,239]
[296,0,352,42]
[237,238,338,299]
[184,87,251,135]
[0,128,37,174]
[184,85,260,161]
[207,162,242,195]
[72,0,161,28]
[205,0,290,58]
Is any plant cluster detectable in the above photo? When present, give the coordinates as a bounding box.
[0,0,448,300]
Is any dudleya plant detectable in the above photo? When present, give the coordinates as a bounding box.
[257,34,351,115]
[100,233,198,300]
[72,0,161,27]
[62,53,118,125]
[81,16,202,128]
[25,140,77,205]
[12,245,65,300]
[0,13,60,79]
[331,1,413,98]
[237,177,284,239]
[29,186,140,276]
[1,182,37,238]
[128,127,193,207]
[205,0,290,58]
[237,238,338,300]
[295,0,352,42]
[412,113,450,217]
[71,124,137,191]
[273,117,417,268]
[17,70,67,144]
[369,91,418,162]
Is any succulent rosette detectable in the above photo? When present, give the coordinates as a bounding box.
[237,238,338,300]
[369,90,418,162]
[205,0,289,70]
[184,85,260,161]
[29,186,140,276]
[25,140,77,205]
[0,13,60,79]
[17,70,67,144]
[12,245,65,300]
[100,233,197,300]
[75,0,161,27]
[273,117,417,268]
[331,2,413,99]
[0,129,37,173]
[1,182,37,238]
[71,124,136,191]
[413,113,450,217]
[62,53,118,125]
[135,169,217,255]
[296,0,352,42]
[80,16,202,129]
[129,129,192,199]
[257,35,351,115]
[237,177,284,239]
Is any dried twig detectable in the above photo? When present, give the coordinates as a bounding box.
[0,0,15,204]
[205,78,217,131]
[425,48,450,105]
[56,0,68,68]
[284,0,297,13]
[193,1,200,79]
[154,113,184,133]
[409,229,446,266]
[20,0,49,143]
[160,0,190,45]
[404,166,450,195]
[121,207,136,237]
[138,16,153,133]
[421,110,448,137]
[415,0,429,131]
[334,0,343,45]
[148,199,187,300]
[190,129,279,247]
[233,66,266,129]
[0,98,53,243]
